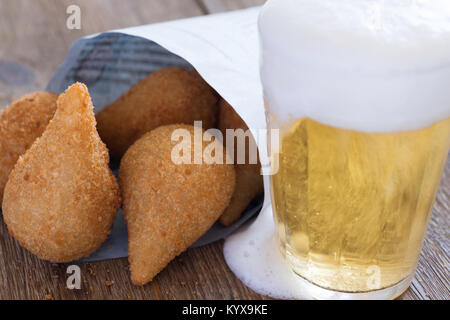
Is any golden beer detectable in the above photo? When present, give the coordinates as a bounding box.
[259,0,450,299]
[271,117,450,292]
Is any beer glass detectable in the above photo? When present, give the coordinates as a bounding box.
[259,0,450,299]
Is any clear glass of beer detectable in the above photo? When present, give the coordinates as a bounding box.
[259,0,450,299]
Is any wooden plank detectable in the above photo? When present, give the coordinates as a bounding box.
[0,0,203,107]
[200,0,266,13]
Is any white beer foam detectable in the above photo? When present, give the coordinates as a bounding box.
[224,201,309,300]
[259,0,450,133]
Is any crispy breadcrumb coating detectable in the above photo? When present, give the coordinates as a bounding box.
[218,99,264,226]
[2,83,120,262]
[119,124,235,285]
[0,92,57,203]
[96,67,219,158]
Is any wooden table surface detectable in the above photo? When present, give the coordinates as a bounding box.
[0,0,448,300]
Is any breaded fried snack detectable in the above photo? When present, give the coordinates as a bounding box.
[0,92,57,203]
[119,124,235,285]
[96,67,219,158]
[218,99,264,226]
[3,83,120,262]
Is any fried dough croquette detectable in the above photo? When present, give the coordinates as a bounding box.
[96,67,219,158]
[2,83,120,262]
[218,99,264,226]
[0,92,57,203]
[119,124,235,285]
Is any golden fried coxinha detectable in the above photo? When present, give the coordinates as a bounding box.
[96,67,219,158]
[119,124,235,285]
[218,99,264,226]
[0,92,58,204]
[3,83,121,262]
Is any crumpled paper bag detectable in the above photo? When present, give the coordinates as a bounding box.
[47,7,271,261]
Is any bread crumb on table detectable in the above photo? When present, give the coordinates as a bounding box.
[105,280,114,287]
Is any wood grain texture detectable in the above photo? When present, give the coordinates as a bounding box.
[0,0,203,107]
[0,0,448,300]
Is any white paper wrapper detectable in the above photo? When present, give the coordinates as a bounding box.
[47,7,271,262]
